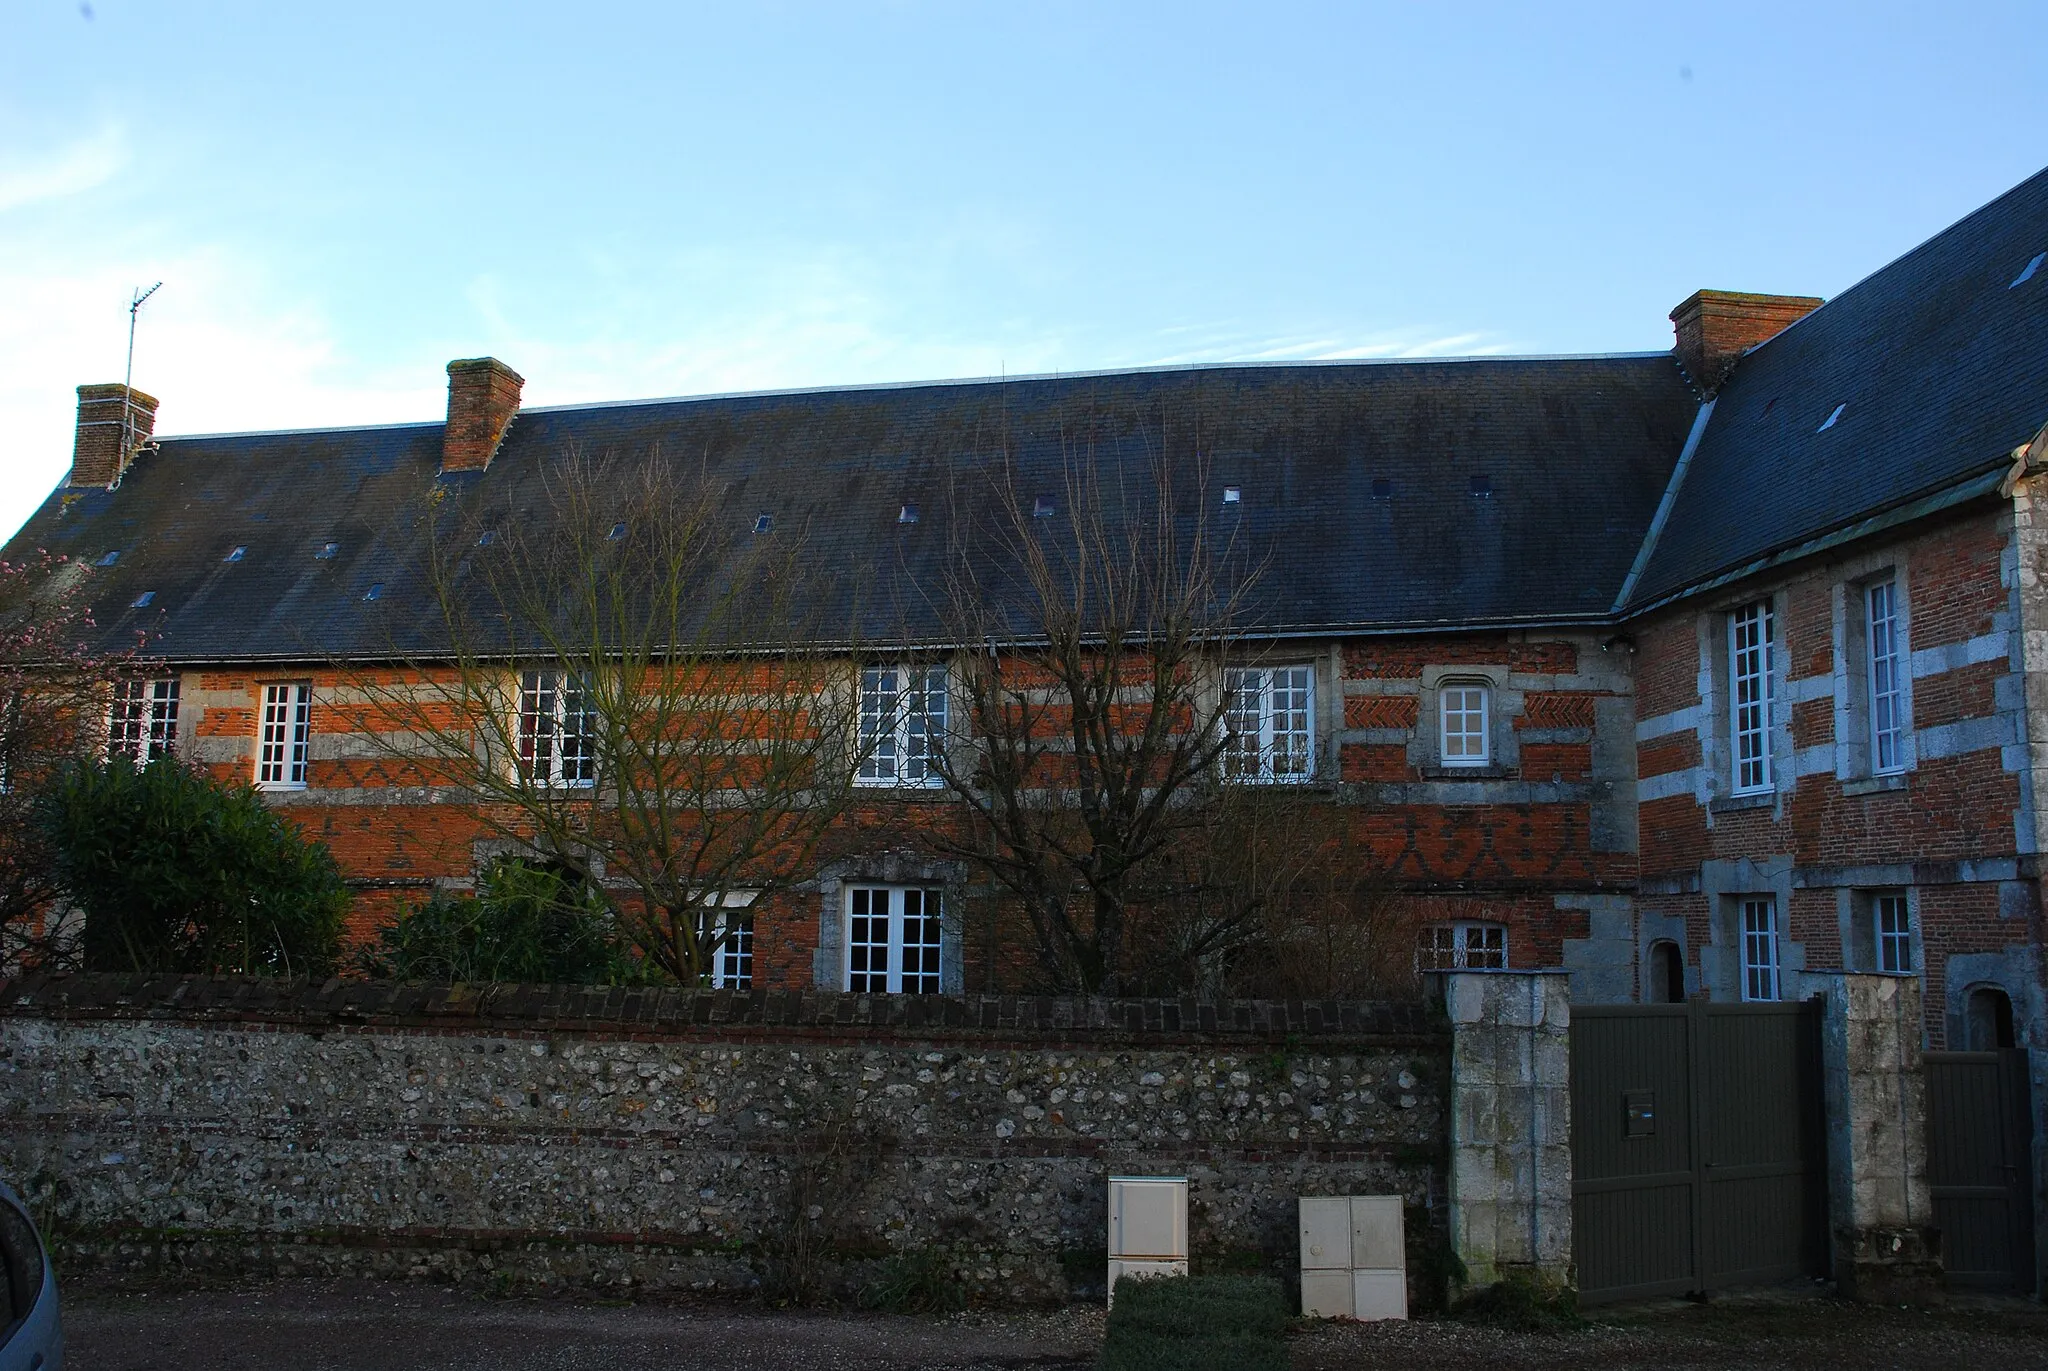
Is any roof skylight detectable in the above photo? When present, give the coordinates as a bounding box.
[2013,253,2044,288]
[131,591,154,608]
[1222,486,1241,505]
[898,503,919,523]
[1032,495,1055,519]
[364,583,383,601]
[753,513,773,534]
[97,550,119,566]
[477,531,495,547]
[1371,479,1393,501]
[316,542,338,559]
[1818,404,1846,433]
[225,546,245,562]
[1470,475,1493,498]
[608,522,627,540]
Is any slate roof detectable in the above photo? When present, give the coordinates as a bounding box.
[7,358,1698,661]
[1625,166,2048,609]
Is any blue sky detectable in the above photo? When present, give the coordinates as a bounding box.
[2,2,2042,539]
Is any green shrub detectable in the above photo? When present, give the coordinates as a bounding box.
[356,856,646,984]
[858,1247,966,1315]
[1452,1271,1582,1332]
[41,756,346,976]
[1101,1275,1289,1371]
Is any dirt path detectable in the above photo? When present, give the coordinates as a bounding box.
[60,1277,2048,1371]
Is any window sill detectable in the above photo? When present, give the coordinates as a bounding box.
[1708,792,1776,815]
[1842,773,1910,798]
[256,782,309,793]
[1420,764,1511,781]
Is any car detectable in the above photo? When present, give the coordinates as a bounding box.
[0,1182,59,1371]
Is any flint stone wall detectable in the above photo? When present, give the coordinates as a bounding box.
[0,975,1447,1304]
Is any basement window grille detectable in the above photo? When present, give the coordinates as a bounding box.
[1417,922,1506,972]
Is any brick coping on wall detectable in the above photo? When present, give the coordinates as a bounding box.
[0,973,1442,1048]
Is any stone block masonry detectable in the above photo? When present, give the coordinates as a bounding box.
[0,975,1448,1306]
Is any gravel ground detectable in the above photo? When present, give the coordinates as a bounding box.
[59,1276,2048,1371]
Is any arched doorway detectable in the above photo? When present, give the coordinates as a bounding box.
[1965,985,2016,1050]
[1647,940,1685,1003]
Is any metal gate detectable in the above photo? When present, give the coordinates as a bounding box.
[1571,1001,1828,1304]
[1926,1049,2036,1293]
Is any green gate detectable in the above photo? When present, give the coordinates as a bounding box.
[1571,1001,1829,1304]
[1926,1049,2036,1293]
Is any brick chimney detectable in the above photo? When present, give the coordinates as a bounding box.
[442,357,523,473]
[68,383,159,488]
[1670,290,1824,395]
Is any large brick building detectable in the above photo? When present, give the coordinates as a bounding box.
[12,168,2048,1048]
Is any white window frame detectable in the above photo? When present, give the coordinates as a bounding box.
[1222,665,1315,783]
[696,893,757,990]
[109,676,179,762]
[845,884,943,993]
[1874,892,1912,975]
[1416,921,1507,972]
[256,682,312,790]
[1729,601,1775,795]
[1740,897,1780,1001]
[1438,680,1491,767]
[517,669,596,789]
[1865,579,1907,775]
[855,664,947,788]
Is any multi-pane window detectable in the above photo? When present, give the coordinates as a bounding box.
[257,683,312,788]
[1439,682,1490,766]
[846,885,943,993]
[1740,897,1780,1001]
[1866,580,1906,774]
[1875,892,1912,974]
[695,899,755,990]
[1222,666,1314,782]
[108,677,179,762]
[856,666,947,787]
[517,670,596,787]
[1416,921,1507,972]
[1729,601,1775,794]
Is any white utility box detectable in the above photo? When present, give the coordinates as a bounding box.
[1298,1195,1407,1320]
[1107,1175,1189,1304]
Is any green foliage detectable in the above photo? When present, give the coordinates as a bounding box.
[40,756,346,976]
[1101,1275,1289,1371]
[857,1247,966,1316]
[356,856,647,984]
[1452,1271,1583,1332]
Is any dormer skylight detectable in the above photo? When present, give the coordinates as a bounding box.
[1818,403,1846,433]
[2013,253,2044,288]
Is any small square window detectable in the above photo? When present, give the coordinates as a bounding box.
[1874,892,1912,975]
[1417,921,1507,971]
[847,885,943,993]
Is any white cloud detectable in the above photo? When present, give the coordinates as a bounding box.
[0,122,126,213]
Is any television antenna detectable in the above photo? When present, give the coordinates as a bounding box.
[121,282,162,471]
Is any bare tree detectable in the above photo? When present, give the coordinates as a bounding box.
[352,450,867,984]
[924,415,1324,995]
[0,551,134,967]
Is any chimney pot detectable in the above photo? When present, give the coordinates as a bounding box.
[442,357,523,473]
[69,384,159,489]
[1670,290,1824,396]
